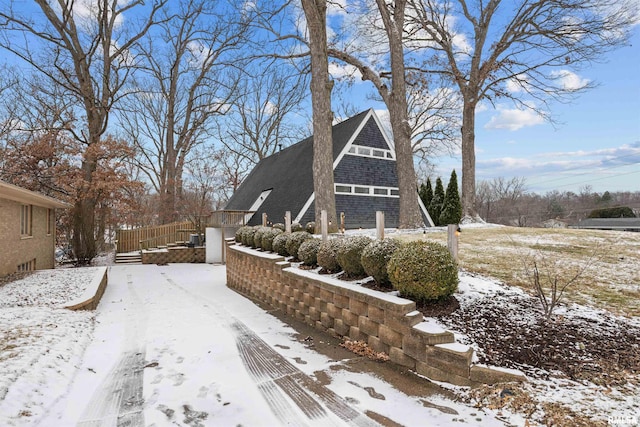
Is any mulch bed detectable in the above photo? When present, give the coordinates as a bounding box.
[429,293,640,386]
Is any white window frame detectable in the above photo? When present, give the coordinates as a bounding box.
[334,183,399,198]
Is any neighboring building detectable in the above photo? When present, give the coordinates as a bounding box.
[0,180,70,277]
[224,109,434,229]
[571,218,640,232]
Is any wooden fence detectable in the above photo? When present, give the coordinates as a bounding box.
[114,211,255,254]
[115,221,194,253]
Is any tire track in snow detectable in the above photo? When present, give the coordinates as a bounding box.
[161,273,380,427]
[231,320,380,427]
[77,272,146,427]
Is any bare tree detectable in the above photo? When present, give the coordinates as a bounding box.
[216,62,308,166]
[0,0,165,263]
[408,0,638,218]
[301,0,338,232]
[327,0,425,228]
[119,0,251,224]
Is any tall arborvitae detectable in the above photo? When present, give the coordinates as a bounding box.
[440,169,462,225]
[419,178,433,211]
[429,177,445,226]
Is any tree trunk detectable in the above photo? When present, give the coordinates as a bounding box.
[384,0,424,229]
[461,100,477,218]
[72,155,97,264]
[301,0,338,232]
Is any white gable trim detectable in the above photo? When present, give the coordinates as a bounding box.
[294,193,315,224]
[418,195,435,227]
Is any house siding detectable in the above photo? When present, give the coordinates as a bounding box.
[334,155,398,188]
[0,198,56,277]
[353,117,389,150]
[299,195,400,229]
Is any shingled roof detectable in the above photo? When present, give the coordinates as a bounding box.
[224,110,371,225]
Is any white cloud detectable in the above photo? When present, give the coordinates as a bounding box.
[328,61,362,81]
[484,105,545,131]
[550,69,590,91]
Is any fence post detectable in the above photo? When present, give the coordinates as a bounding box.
[285,211,291,233]
[340,212,345,233]
[262,213,268,226]
[376,211,385,240]
[447,224,460,262]
[321,210,328,241]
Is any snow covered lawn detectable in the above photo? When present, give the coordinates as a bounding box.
[0,269,98,424]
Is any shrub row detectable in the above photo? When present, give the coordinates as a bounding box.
[235,225,459,302]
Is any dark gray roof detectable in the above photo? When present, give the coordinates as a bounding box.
[572,218,640,230]
[224,110,371,225]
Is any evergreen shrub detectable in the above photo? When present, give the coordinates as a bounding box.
[253,226,271,249]
[272,233,290,256]
[286,231,313,260]
[273,223,286,231]
[336,235,373,277]
[317,239,343,273]
[305,221,316,234]
[291,222,303,232]
[387,240,458,303]
[235,226,251,243]
[261,228,283,252]
[298,238,321,266]
[241,226,258,247]
[361,238,401,287]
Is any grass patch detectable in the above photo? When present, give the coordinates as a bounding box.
[399,226,640,317]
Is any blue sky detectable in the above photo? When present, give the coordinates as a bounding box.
[449,27,640,194]
[376,28,640,195]
[327,20,639,195]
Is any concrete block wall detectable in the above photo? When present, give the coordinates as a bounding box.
[226,241,526,387]
[142,247,205,264]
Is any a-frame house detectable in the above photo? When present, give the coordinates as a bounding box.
[224,109,434,229]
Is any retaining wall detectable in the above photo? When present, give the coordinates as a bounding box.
[62,267,108,311]
[142,247,205,264]
[226,240,526,387]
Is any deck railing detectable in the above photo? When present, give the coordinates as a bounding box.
[115,221,193,253]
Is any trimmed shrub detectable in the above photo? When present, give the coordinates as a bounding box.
[291,222,303,232]
[261,228,283,252]
[387,241,458,303]
[336,235,373,277]
[241,226,258,247]
[235,226,251,243]
[298,238,321,266]
[253,226,271,249]
[273,223,286,231]
[286,231,313,260]
[272,232,290,257]
[305,221,316,234]
[361,238,401,287]
[317,239,343,273]
[588,206,636,218]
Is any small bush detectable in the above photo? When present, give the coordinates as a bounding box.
[261,228,283,252]
[272,233,290,257]
[253,226,271,249]
[286,231,313,260]
[291,222,303,232]
[241,226,258,247]
[305,221,316,234]
[298,238,321,266]
[235,226,251,243]
[273,223,286,231]
[387,241,458,303]
[317,239,343,273]
[337,236,373,277]
[361,238,401,287]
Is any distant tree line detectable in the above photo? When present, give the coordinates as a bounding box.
[471,178,639,226]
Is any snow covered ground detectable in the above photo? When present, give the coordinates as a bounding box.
[1,248,637,426]
[0,264,515,427]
